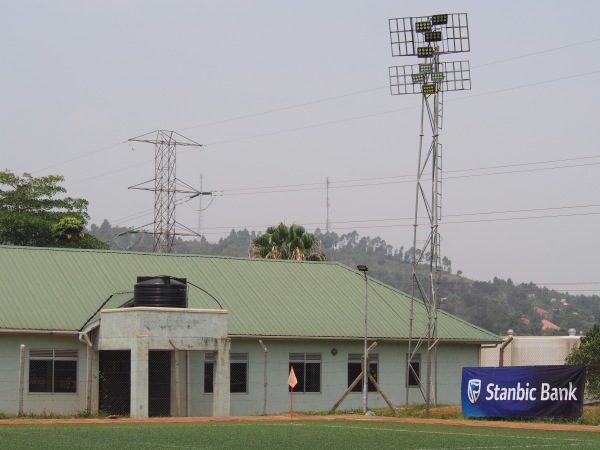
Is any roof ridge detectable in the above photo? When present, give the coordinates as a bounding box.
[0,245,343,265]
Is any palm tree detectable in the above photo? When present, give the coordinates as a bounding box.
[249,222,327,261]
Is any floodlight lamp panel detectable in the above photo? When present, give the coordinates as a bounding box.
[431,72,444,81]
[415,21,432,32]
[423,84,436,95]
[412,73,426,84]
[425,31,443,42]
[431,14,448,25]
[417,47,433,58]
[419,64,433,73]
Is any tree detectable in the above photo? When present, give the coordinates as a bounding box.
[249,222,326,261]
[0,170,108,249]
[567,323,600,399]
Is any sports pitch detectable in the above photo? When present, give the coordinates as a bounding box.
[1,419,599,449]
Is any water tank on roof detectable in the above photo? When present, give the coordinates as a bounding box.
[134,276,187,308]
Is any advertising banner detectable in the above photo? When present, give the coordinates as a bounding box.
[462,365,585,418]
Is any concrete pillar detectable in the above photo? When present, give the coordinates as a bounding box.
[212,338,231,417]
[130,334,149,418]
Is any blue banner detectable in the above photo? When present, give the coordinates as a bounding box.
[462,365,585,418]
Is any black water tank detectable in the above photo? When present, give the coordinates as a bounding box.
[134,276,187,308]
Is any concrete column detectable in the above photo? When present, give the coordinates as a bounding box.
[212,338,230,417]
[130,334,149,418]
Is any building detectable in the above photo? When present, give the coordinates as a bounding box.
[0,246,501,417]
[480,330,581,368]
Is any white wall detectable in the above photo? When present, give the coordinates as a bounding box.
[481,335,581,367]
[0,334,88,415]
[0,333,482,416]
[196,339,480,416]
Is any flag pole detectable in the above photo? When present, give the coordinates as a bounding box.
[290,386,294,420]
[288,366,298,420]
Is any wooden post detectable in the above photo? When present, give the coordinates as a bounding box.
[330,342,380,412]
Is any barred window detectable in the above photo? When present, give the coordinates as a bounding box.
[204,352,248,394]
[29,349,78,393]
[406,353,421,387]
[289,352,321,393]
[347,353,379,392]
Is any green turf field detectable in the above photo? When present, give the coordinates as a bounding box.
[0,420,598,449]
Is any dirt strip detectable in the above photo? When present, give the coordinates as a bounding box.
[1,414,599,432]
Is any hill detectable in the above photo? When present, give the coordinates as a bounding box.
[88,221,600,336]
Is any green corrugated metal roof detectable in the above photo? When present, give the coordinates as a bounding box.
[0,246,500,342]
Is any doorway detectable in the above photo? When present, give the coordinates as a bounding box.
[149,351,171,417]
[99,350,131,415]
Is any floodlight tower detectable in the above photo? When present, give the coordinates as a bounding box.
[388,13,471,413]
[128,130,203,253]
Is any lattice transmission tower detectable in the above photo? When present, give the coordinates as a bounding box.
[128,130,203,253]
[388,13,471,413]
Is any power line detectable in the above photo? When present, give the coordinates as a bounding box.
[213,157,600,197]
[161,208,600,237]
[30,37,600,177]
[33,142,125,176]
[213,155,600,195]
[473,38,600,69]
[106,154,600,227]
[175,37,600,131]
[176,87,386,131]
[186,69,599,150]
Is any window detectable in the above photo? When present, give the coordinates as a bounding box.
[204,352,248,393]
[289,353,321,393]
[406,353,421,387]
[347,353,378,392]
[29,349,78,393]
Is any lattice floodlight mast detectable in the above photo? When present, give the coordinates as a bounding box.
[128,130,203,253]
[388,13,471,414]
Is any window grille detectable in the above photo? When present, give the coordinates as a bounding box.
[406,353,421,387]
[289,352,321,393]
[204,352,248,393]
[347,353,379,392]
[29,349,78,393]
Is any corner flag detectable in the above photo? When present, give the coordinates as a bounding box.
[288,366,298,388]
[288,366,298,420]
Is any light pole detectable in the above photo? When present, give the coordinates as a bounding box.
[388,13,471,411]
[357,265,369,414]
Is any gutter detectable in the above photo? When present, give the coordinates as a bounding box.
[498,335,514,367]
[80,321,100,336]
[0,328,80,336]
[227,334,502,345]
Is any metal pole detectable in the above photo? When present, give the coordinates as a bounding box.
[361,269,369,414]
[18,344,25,416]
[259,340,268,415]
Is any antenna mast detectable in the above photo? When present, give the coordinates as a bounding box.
[326,177,331,233]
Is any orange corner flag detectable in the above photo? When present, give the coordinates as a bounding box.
[288,366,298,388]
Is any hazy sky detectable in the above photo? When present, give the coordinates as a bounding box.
[2,1,599,295]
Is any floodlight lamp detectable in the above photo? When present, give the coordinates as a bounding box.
[412,73,426,84]
[419,64,433,73]
[357,265,369,272]
[425,31,443,42]
[417,46,434,58]
[415,21,431,32]
[422,84,436,95]
[431,14,448,25]
[431,72,444,81]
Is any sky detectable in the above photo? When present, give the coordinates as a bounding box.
[2,1,600,295]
